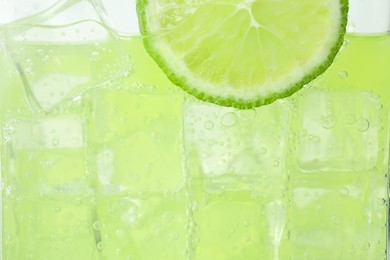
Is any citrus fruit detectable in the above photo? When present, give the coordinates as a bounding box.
[137,0,348,108]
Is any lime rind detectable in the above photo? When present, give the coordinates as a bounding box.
[137,0,349,109]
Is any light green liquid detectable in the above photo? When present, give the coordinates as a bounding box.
[1,33,390,259]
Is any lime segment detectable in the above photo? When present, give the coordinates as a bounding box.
[137,0,348,108]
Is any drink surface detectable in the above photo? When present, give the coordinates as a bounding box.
[1,21,390,260]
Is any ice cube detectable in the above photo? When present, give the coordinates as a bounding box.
[288,89,387,258]
[0,0,57,24]
[2,115,88,198]
[291,90,381,172]
[86,88,185,194]
[184,99,291,191]
[3,198,98,259]
[91,0,139,36]
[0,0,101,26]
[3,20,129,112]
[191,190,287,259]
[289,174,386,259]
[95,192,188,259]
[6,115,83,149]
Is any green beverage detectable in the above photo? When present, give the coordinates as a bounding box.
[1,0,389,259]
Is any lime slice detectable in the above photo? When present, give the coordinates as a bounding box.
[137,0,348,108]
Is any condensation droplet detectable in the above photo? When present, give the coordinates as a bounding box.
[356,118,370,132]
[321,115,336,129]
[338,71,348,79]
[204,121,214,130]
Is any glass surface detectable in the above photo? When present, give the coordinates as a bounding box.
[1,0,389,259]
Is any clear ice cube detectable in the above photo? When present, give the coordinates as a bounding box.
[292,90,381,172]
[3,20,129,112]
[86,88,185,194]
[2,114,88,198]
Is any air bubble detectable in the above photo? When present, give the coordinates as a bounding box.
[170,232,179,241]
[331,215,341,225]
[52,139,59,146]
[339,187,349,196]
[321,115,336,129]
[338,71,348,79]
[25,66,32,75]
[37,49,44,56]
[97,242,104,250]
[44,160,56,168]
[42,55,50,62]
[347,21,356,32]
[260,147,267,155]
[116,229,125,237]
[221,112,238,127]
[347,248,355,255]
[90,51,101,61]
[346,115,356,125]
[238,109,256,120]
[360,242,370,251]
[356,118,370,132]
[204,121,214,130]
[93,221,100,230]
[273,160,280,167]
[378,198,386,206]
[162,212,174,223]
